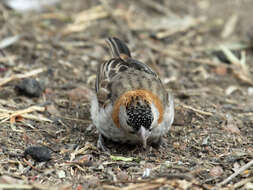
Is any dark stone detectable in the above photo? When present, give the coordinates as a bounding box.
[15,78,44,97]
[24,146,51,162]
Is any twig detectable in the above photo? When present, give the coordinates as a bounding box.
[154,17,206,39]
[180,103,213,116]
[21,113,53,123]
[220,45,253,85]
[216,159,253,187]
[121,182,162,190]
[234,176,253,189]
[57,115,91,123]
[221,14,238,39]
[0,67,46,87]
[0,106,52,123]
[144,41,224,67]
[0,184,32,189]
[139,0,176,17]
[23,159,43,172]
[0,35,20,49]
[157,173,193,181]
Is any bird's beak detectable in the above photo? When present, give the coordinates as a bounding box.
[139,126,151,149]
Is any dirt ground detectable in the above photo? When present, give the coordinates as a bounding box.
[0,0,253,189]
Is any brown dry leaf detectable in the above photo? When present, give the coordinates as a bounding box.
[72,154,93,166]
[76,185,83,190]
[67,86,94,102]
[10,115,24,124]
[233,70,253,85]
[214,65,227,75]
[209,166,223,177]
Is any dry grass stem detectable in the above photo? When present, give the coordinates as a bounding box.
[0,68,46,87]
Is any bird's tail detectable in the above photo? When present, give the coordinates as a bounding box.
[106,37,131,58]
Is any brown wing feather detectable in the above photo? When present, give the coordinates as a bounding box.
[96,37,163,106]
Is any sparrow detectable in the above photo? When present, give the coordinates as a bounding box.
[90,37,174,151]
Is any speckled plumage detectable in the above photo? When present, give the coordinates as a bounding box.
[90,37,174,151]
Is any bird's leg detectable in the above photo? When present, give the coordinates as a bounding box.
[97,133,110,153]
[151,137,165,149]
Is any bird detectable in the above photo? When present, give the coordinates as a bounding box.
[90,37,174,151]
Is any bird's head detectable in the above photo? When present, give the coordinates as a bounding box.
[112,89,164,148]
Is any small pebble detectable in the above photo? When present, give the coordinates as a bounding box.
[142,168,151,178]
[209,166,223,177]
[15,78,44,97]
[248,87,253,96]
[57,170,66,178]
[24,146,51,162]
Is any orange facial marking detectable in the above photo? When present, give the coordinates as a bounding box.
[112,90,164,128]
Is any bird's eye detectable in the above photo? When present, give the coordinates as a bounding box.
[148,128,152,132]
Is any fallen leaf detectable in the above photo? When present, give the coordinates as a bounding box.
[76,185,82,190]
[110,155,134,162]
[67,154,93,166]
[10,115,24,124]
[214,65,227,76]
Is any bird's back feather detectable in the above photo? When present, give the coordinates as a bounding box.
[95,37,167,108]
